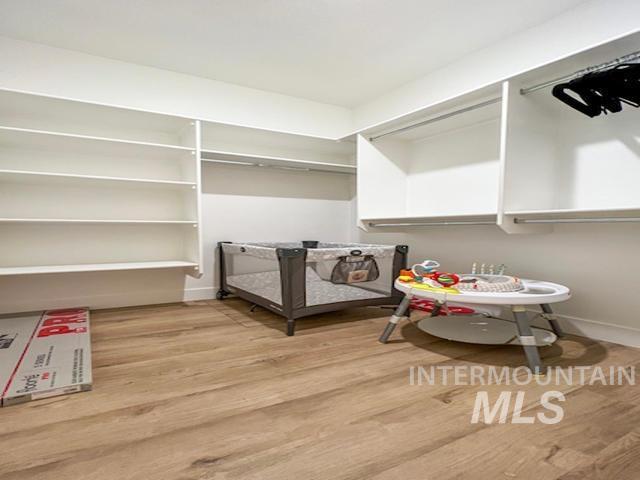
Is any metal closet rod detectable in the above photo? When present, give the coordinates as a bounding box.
[520,49,640,95]
[202,158,354,175]
[514,217,640,224]
[369,220,496,227]
[369,216,640,227]
[369,97,502,142]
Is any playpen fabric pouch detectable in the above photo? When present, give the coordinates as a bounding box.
[330,252,379,284]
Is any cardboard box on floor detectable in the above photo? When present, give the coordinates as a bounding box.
[0,308,92,407]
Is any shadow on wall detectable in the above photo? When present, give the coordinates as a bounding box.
[201,163,352,201]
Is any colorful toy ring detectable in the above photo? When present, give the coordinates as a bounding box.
[432,272,460,287]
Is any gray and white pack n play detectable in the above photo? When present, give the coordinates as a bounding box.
[0,308,92,407]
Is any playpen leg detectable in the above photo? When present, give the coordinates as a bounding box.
[379,295,412,343]
[286,318,296,336]
[511,305,544,374]
[215,288,230,300]
[540,304,563,337]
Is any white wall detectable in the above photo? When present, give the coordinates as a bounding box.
[352,0,640,133]
[186,164,353,299]
[0,36,352,139]
[0,166,352,313]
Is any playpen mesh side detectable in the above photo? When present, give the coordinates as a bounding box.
[221,242,396,307]
[222,245,283,305]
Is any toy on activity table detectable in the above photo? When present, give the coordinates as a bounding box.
[398,259,461,294]
[398,260,523,293]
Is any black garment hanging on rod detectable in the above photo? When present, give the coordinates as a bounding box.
[552,63,640,117]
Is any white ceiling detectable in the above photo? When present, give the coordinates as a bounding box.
[0,0,587,107]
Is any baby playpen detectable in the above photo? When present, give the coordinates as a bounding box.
[217,241,408,335]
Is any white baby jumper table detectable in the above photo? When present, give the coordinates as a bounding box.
[380,277,571,372]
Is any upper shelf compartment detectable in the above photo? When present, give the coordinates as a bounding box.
[0,89,195,148]
[201,120,355,174]
[357,85,503,224]
[499,32,640,231]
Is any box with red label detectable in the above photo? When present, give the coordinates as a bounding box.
[0,308,92,407]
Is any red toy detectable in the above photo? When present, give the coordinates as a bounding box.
[410,298,475,315]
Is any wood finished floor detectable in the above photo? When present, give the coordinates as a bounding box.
[1,299,639,480]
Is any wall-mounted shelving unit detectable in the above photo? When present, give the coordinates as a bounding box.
[357,31,640,234]
[0,87,357,278]
[0,89,203,276]
[499,32,640,233]
[1,29,638,281]
[357,85,503,226]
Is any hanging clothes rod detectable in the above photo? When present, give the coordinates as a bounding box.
[369,97,501,142]
[514,217,640,224]
[520,49,640,95]
[201,158,355,175]
[369,220,496,228]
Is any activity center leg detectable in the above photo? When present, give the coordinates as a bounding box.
[540,303,563,337]
[430,301,444,317]
[379,295,412,343]
[511,305,544,374]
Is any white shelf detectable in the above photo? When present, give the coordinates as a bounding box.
[0,169,197,189]
[0,89,193,147]
[201,148,356,174]
[0,218,197,225]
[0,125,193,152]
[0,127,196,183]
[0,261,199,276]
[201,120,355,166]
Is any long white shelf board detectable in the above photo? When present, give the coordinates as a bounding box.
[201,148,356,174]
[0,261,199,276]
[0,125,194,152]
[0,169,197,188]
[0,218,197,225]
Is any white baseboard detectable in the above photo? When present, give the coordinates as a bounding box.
[527,309,640,348]
[0,286,217,315]
[182,287,216,302]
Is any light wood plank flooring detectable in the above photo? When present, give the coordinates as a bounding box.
[1,299,639,480]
